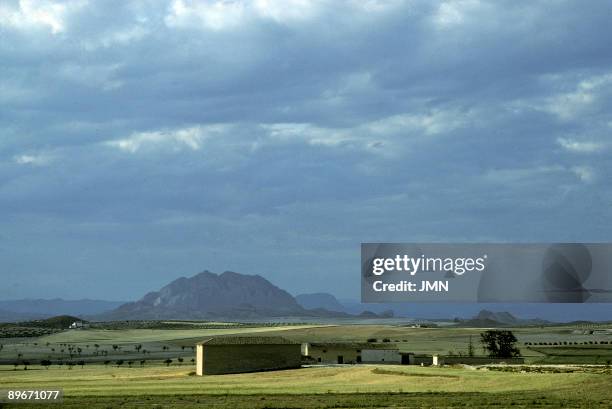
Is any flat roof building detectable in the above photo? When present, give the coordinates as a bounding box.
[302,342,400,364]
[196,336,301,375]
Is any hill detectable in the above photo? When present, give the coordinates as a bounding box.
[0,315,84,329]
[104,271,308,320]
[0,298,123,319]
[456,309,550,327]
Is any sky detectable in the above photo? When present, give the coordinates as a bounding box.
[1,0,611,301]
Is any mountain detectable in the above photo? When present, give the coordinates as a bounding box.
[0,309,50,323]
[456,309,550,327]
[0,299,124,317]
[295,293,346,312]
[475,310,519,325]
[103,271,308,320]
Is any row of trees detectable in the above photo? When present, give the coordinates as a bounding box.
[12,358,196,370]
[525,340,609,346]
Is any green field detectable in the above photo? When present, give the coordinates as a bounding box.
[1,363,610,408]
[1,323,611,408]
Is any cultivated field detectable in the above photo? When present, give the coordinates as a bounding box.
[1,322,611,407]
[1,363,610,408]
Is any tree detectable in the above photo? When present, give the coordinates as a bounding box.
[116,359,124,367]
[480,330,520,358]
[104,360,111,367]
[23,360,30,370]
[41,359,52,369]
[178,357,184,365]
[77,360,85,369]
[468,335,475,357]
[164,359,172,367]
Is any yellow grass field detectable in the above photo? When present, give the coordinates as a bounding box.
[1,364,610,396]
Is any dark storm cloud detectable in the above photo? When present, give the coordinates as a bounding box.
[1,0,611,299]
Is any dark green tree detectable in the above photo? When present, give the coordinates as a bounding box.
[480,330,520,358]
[468,335,475,357]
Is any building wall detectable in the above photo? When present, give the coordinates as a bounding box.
[361,349,401,363]
[440,356,525,365]
[196,344,204,376]
[411,355,434,365]
[197,344,301,375]
[305,346,361,364]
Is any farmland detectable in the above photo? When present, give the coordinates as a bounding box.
[0,321,611,408]
[1,363,610,408]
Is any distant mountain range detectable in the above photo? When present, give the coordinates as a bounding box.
[296,293,612,323]
[2,273,611,323]
[455,309,550,327]
[102,271,306,320]
[99,271,390,320]
[0,299,124,322]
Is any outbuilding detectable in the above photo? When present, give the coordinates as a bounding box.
[302,342,400,364]
[196,336,301,375]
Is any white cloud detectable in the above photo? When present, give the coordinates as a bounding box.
[105,125,226,153]
[542,73,612,121]
[571,165,595,183]
[557,137,604,153]
[81,25,149,50]
[165,0,247,30]
[253,0,318,22]
[13,152,53,166]
[164,0,321,30]
[0,0,85,34]
[483,166,564,183]
[365,109,471,136]
[433,0,480,28]
[262,123,351,147]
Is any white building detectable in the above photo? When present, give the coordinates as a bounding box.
[361,348,401,363]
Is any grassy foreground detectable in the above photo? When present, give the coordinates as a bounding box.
[2,364,611,408]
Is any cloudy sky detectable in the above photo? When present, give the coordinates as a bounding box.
[1,0,611,301]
